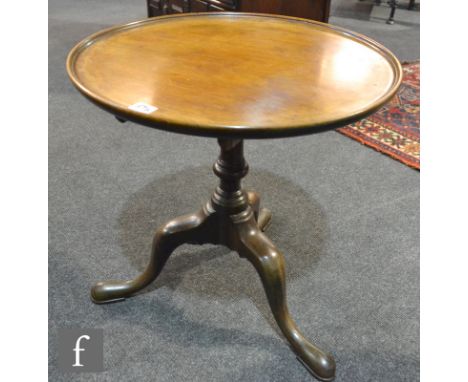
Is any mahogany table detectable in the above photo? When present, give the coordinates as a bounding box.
[67,13,401,381]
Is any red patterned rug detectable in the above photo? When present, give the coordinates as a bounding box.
[337,61,420,170]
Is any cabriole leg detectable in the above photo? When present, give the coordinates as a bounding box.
[247,190,272,232]
[232,217,336,381]
[91,207,216,303]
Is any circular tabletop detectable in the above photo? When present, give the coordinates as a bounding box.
[67,13,402,139]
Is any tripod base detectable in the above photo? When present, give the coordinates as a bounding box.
[91,139,335,381]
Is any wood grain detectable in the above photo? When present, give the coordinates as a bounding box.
[67,13,402,138]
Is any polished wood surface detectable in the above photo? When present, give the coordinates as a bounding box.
[67,13,402,138]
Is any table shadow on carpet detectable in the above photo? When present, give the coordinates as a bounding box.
[102,165,330,343]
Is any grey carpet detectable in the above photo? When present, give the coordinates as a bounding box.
[49,1,420,381]
[330,0,420,61]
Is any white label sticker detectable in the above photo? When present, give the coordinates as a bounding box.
[128,102,158,114]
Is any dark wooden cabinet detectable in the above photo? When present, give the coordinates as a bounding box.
[147,0,331,23]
